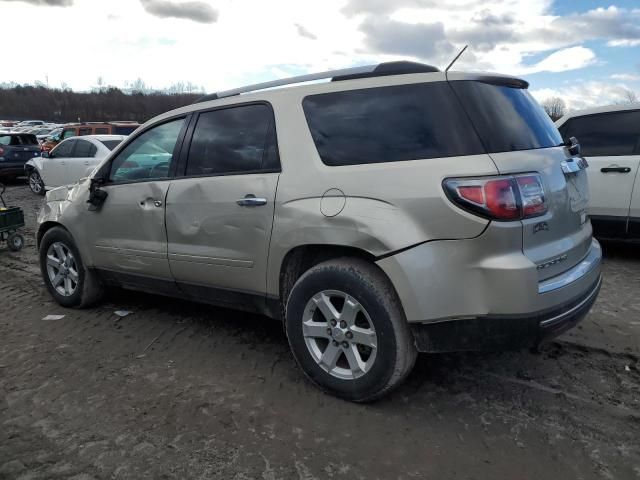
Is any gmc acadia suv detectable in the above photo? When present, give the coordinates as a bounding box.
[36,61,602,401]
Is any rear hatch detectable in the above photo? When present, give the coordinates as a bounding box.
[450,79,591,281]
[0,134,41,163]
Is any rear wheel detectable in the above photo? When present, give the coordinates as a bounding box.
[39,227,104,308]
[28,171,45,195]
[285,258,417,402]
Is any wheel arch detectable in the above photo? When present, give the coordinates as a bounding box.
[37,221,67,249]
[275,244,404,322]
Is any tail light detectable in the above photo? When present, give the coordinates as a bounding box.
[0,147,4,156]
[444,174,547,221]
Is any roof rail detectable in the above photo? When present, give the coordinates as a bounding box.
[195,61,439,103]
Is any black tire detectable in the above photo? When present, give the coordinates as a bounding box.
[39,226,104,308]
[28,170,45,196]
[7,233,24,251]
[285,258,417,402]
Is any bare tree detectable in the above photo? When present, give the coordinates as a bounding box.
[620,88,638,104]
[541,97,566,121]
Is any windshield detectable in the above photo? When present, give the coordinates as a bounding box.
[450,81,563,153]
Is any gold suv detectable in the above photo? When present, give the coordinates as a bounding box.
[37,61,601,401]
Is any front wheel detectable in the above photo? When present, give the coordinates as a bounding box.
[285,258,417,402]
[28,171,45,196]
[39,227,104,308]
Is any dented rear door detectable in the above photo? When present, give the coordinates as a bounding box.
[165,104,280,300]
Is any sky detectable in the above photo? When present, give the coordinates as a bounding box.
[1,0,639,110]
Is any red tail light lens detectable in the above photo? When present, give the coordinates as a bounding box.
[0,147,4,156]
[444,174,547,221]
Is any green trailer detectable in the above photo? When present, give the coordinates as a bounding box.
[0,184,25,251]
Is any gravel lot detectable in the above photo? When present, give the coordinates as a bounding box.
[1,182,639,480]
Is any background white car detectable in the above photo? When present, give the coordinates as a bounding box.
[25,135,125,195]
[556,103,640,239]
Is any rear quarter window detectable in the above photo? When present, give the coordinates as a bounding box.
[99,139,123,151]
[450,81,563,153]
[559,110,640,156]
[302,82,485,166]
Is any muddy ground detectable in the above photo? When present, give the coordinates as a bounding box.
[0,182,639,480]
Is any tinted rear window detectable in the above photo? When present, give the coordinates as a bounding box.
[302,82,485,166]
[99,139,123,151]
[0,134,38,146]
[558,110,640,156]
[450,81,563,153]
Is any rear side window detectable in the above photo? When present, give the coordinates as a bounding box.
[73,139,94,157]
[450,81,563,153]
[62,130,76,139]
[558,110,640,156]
[186,104,279,176]
[79,128,92,136]
[95,127,109,134]
[303,83,485,166]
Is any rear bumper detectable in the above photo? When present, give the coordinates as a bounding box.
[410,276,601,352]
[376,226,602,352]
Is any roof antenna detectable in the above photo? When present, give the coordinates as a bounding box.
[445,45,468,74]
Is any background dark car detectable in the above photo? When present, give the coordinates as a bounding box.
[0,133,41,180]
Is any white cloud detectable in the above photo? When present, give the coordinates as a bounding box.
[0,0,639,95]
[607,39,640,47]
[531,82,640,111]
[611,73,640,81]
[518,46,596,75]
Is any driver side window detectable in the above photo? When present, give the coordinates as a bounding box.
[108,117,185,184]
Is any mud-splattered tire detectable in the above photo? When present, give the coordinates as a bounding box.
[285,258,417,402]
[39,226,104,308]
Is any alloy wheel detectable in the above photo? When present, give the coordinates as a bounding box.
[29,172,43,194]
[302,290,378,380]
[46,242,79,296]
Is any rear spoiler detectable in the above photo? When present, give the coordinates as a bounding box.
[446,72,529,89]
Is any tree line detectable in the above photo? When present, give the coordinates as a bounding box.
[0,85,202,123]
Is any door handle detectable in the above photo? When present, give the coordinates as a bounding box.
[84,161,89,165]
[601,166,631,173]
[236,194,267,207]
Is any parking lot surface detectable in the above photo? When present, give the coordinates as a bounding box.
[1,183,639,480]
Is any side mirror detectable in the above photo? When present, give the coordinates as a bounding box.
[87,177,108,211]
[41,151,50,158]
